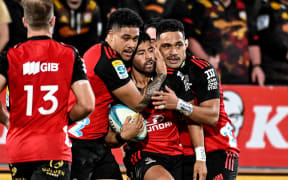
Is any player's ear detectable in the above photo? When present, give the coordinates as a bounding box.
[108,29,113,35]
[22,17,28,28]
[50,16,56,27]
[106,29,113,41]
[185,39,188,49]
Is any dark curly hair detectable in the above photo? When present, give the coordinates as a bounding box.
[144,17,162,32]
[156,19,185,39]
[106,8,144,32]
[137,32,151,46]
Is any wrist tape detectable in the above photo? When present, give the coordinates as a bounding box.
[176,98,193,116]
[195,146,206,161]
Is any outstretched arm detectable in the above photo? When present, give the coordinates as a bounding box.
[113,48,166,112]
[186,122,207,180]
[152,86,219,127]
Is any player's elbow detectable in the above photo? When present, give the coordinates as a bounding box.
[79,98,95,117]
[83,99,95,115]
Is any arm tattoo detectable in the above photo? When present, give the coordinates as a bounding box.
[135,73,166,111]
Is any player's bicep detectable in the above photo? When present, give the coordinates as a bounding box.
[112,80,143,111]
[199,98,220,112]
[71,49,87,85]
[71,80,95,106]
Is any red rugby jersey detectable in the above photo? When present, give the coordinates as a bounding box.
[132,108,183,156]
[68,42,130,139]
[175,56,240,156]
[0,36,87,163]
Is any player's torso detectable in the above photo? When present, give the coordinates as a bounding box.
[203,84,239,155]
[69,42,130,140]
[136,106,183,156]
[69,43,112,139]
[176,57,239,155]
[6,37,75,162]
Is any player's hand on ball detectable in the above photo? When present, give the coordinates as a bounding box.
[120,113,144,141]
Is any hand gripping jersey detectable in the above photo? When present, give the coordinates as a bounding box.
[171,56,240,156]
[68,42,130,140]
[0,36,87,163]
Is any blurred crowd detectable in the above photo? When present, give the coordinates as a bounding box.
[0,0,288,85]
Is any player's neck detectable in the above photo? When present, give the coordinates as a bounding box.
[131,69,151,89]
[27,29,52,39]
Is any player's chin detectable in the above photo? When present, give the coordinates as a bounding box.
[144,68,154,74]
[122,54,132,61]
[167,63,181,69]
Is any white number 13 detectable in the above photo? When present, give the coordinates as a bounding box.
[24,85,59,116]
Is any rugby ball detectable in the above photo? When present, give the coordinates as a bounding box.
[109,104,147,141]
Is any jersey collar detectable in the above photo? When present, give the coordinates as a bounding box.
[27,36,51,41]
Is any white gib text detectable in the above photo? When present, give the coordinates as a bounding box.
[23,61,59,75]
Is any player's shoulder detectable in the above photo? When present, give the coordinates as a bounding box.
[57,41,78,53]
[187,55,212,70]
[86,42,120,60]
[101,42,120,60]
[185,56,218,81]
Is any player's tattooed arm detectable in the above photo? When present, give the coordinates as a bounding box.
[135,73,166,111]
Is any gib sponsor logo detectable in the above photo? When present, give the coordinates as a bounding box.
[146,115,173,132]
[23,62,59,75]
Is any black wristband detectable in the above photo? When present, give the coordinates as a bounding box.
[116,133,126,144]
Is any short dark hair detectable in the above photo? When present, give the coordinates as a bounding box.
[130,32,151,63]
[156,19,185,39]
[144,17,162,32]
[137,32,151,46]
[106,8,144,32]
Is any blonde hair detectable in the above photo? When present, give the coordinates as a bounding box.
[22,0,54,30]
